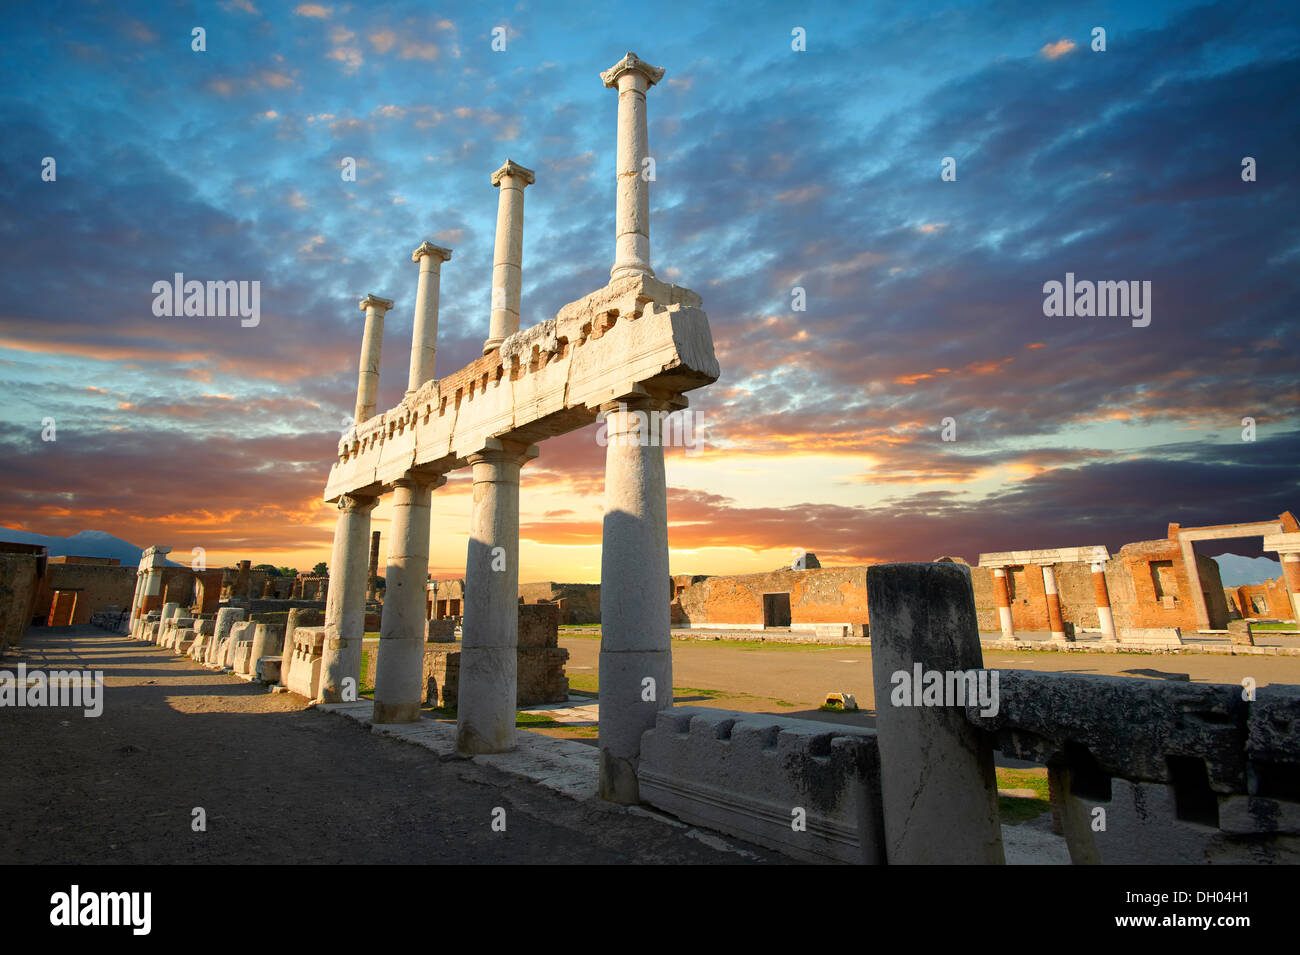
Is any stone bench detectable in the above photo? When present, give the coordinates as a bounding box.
[1118,626,1183,648]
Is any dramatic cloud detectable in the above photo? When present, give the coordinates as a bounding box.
[1,0,1296,580]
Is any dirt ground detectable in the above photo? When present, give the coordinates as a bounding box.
[0,627,783,865]
[561,632,1300,729]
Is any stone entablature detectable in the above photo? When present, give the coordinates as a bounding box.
[324,272,715,502]
[978,546,1109,567]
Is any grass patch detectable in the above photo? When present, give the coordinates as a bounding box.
[568,673,598,694]
[358,649,375,697]
[995,767,1052,825]
[1249,622,1296,631]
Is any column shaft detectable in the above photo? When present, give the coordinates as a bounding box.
[1092,562,1117,642]
[373,474,440,723]
[602,53,663,280]
[484,162,535,354]
[319,495,377,702]
[457,442,536,754]
[407,243,452,394]
[598,397,672,803]
[354,294,393,425]
[1282,554,1300,623]
[1042,564,1067,641]
[992,567,1014,639]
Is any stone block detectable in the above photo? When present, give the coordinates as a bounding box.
[423,644,460,708]
[233,640,254,675]
[637,707,884,864]
[286,627,326,700]
[966,669,1249,793]
[1227,620,1255,646]
[425,618,456,642]
[517,603,560,648]
[1118,626,1183,647]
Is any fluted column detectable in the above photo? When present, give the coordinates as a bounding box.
[601,52,664,280]
[597,390,679,803]
[355,293,394,425]
[318,494,379,702]
[483,160,535,354]
[407,241,452,395]
[456,439,538,754]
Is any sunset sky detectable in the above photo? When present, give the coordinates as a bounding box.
[1,0,1296,582]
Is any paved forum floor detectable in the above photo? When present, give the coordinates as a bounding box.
[0,627,783,865]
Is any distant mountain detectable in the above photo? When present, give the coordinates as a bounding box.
[0,527,161,566]
[1214,553,1282,587]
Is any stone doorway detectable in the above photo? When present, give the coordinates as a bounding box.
[762,592,791,628]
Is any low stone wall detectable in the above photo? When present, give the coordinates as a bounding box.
[638,707,883,864]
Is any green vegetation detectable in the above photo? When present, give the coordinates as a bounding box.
[995,767,1052,825]
[1249,622,1296,631]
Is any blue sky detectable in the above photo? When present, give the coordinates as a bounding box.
[1,0,1297,578]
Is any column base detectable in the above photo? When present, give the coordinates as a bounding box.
[610,263,654,281]
[599,749,640,804]
[372,700,422,724]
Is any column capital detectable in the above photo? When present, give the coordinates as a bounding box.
[467,437,539,469]
[601,51,664,89]
[393,470,448,492]
[491,159,536,187]
[337,494,380,513]
[412,241,453,264]
[360,293,395,312]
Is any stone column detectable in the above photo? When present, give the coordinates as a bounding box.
[319,495,379,702]
[132,546,170,635]
[373,472,445,723]
[601,52,665,281]
[992,567,1014,640]
[406,241,453,396]
[234,560,252,600]
[867,562,1005,864]
[597,392,676,802]
[1092,560,1117,643]
[157,602,180,646]
[456,439,538,754]
[366,530,381,602]
[483,160,535,354]
[355,293,394,425]
[1280,554,1300,624]
[1041,563,1067,642]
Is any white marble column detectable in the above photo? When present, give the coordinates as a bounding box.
[597,390,678,803]
[131,546,170,636]
[1042,563,1067,642]
[319,494,379,702]
[456,438,538,754]
[355,293,394,425]
[483,160,535,354]
[601,52,664,281]
[373,472,444,723]
[406,241,452,396]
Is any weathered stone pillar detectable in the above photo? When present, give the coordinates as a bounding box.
[601,52,664,280]
[456,439,538,754]
[208,607,246,665]
[867,562,1005,864]
[597,392,676,802]
[1041,563,1067,642]
[373,472,445,723]
[366,530,381,602]
[1092,560,1117,643]
[991,567,1014,640]
[319,495,379,702]
[483,160,535,354]
[157,602,180,645]
[234,560,252,600]
[407,241,453,395]
[355,293,394,425]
